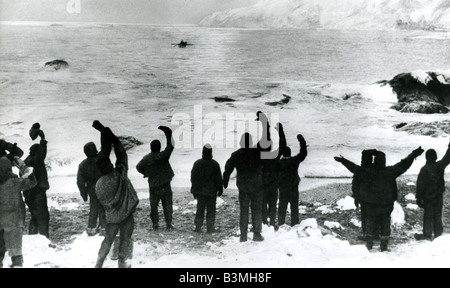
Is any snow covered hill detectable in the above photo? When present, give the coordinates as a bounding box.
[199,0,450,30]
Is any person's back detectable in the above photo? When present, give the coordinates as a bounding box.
[136,133,174,189]
[191,155,222,197]
[417,146,450,201]
[24,140,49,191]
[278,135,307,189]
[228,147,262,192]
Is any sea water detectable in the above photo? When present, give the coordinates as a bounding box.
[1,22,450,193]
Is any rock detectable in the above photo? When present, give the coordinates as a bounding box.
[214,96,236,102]
[393,120,450,137]
[390,101,449,114]
[381,71,450,114]
[265,94,291,106]
[44,59,69,71]
[118,136,143,150]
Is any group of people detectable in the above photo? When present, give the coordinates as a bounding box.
[0,110,449,268]
[335,140,450,251]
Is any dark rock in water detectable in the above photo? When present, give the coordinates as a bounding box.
[265,94,292,106]
[381,71,450,114]
[214,96,236,102]
[44,59,69,70]
[394,122,408,129]
[342,92,361,100]
[390,101,449,114]
[118,136,143,150]
[394,121,450,138]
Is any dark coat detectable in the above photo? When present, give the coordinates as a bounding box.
[223,147,262,193]
[136,141,174,189]
[278,137,308,189]
[77,142,102,199]
[416,146,450,201]
[0,157,37,229]
[191,154,223,197]
[340,152,417,206]
[95,134,139,224]
[24,139,49,191]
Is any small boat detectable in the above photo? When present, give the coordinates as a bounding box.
[172,40,193,48]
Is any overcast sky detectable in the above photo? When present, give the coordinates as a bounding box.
[0,0,260,24]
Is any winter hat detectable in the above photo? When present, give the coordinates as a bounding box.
[0,157,13,184]
[239,133,253,149]
[202,144,213,159]
[84,142,98,158]
[96,156,114,175]
[426,149,437,163]
[151,140,161,153]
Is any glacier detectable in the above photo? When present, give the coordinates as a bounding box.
[199,0,450,31]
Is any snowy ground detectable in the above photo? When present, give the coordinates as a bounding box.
[2,178,449,269]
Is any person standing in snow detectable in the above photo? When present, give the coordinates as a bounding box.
[277,133,307,227]
[334,147,424,252]
[136,126,175,231]
[261,122,286,231]
[415,140,450,241]
[191,144,223,234]
[23,123,50,238]
[351,149,378,241]
[77,142,106,236]
[222,111,271,242]
[92,121,139,268]
[0,154,37,268]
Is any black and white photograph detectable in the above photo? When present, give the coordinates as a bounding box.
[1,0,450,270]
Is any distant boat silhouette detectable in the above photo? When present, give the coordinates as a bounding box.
[172,40,193,48]
[44,59,69,71]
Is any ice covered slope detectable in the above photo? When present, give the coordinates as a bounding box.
[199,0,450,30]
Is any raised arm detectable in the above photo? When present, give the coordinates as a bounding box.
[158,126,175,160]
[294,134,308,164]
[439,141,450,168]
[93,120,128,173]
[334,156,362,174]
[390,147,424,178]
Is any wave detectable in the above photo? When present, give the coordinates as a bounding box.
[199,0,450,31]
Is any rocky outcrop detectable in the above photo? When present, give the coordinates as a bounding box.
[393,121,450,138]
[379,71,450,114]
[118,136,143,150]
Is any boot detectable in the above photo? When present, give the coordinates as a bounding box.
[10,255,23,268]
[252,232,264,242]
[193,227,202,233]
[118,258,131,268]
[0,254,4,268]
[240,234,248,242]
[366,240,373,251]
[414,233,432,241]
[380,239,389,252]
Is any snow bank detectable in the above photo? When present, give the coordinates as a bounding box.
[11,222,450,268]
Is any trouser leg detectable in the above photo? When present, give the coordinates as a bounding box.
[239,193,250,239]
[277,188,289,226]
[28,188,50,238]
[423,200,434,239]
[118,214,134,268]
[160,185,173,227]
[268,186,278,226]
[194,195,207,230]
[0,230,5,268]
[289,186,299,226]
[149,188,160,227]
[88,190,101,229]
[433,196,444,238]
[206,196,216,232]
[250,192,263,234]
[95,222,120,268]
